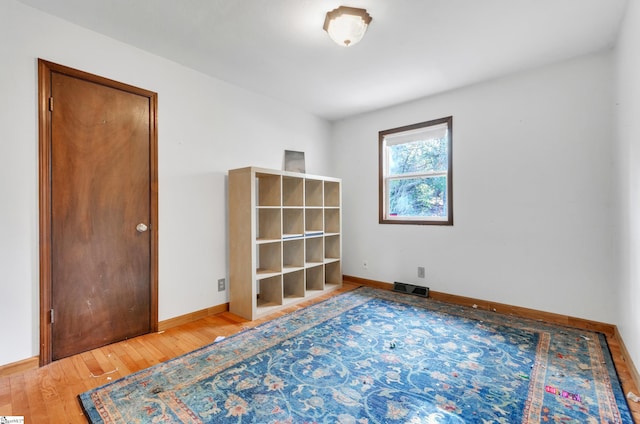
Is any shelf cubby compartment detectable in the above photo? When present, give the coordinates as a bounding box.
[325,261,342,287]
[324,208,340,235]
[324,180,340,207]
[305,236,324,265]
[283,238,304,272]
[305,208,323,236]
[283,176,304,207]
[324,234,340,261]
[255,173,281,207]
[282,208,304,239]
[305,178,323,207]
[283,270,305,304]
[256,241,281,278]
[306,264,324,292]
[257,275,283,310]
[257,208,281,241]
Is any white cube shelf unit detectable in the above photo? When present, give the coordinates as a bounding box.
[228,166,342,320]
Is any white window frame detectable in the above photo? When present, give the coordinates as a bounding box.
[379,116,453,225]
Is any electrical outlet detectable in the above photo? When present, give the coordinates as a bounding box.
[418,266,425,279]
[363,260,368,269]
[217,278,226,292]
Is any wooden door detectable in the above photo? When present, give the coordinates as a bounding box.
[38,60,158,363]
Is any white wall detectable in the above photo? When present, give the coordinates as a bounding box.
[1,0,632,372]
[0,0,331,366]
[332,52,616,324]
[614,0,640,373]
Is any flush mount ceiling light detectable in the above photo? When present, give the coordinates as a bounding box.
[323,6,372,47]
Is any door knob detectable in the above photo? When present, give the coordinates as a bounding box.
[136,223,149,233]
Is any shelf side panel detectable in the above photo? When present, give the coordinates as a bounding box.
[229,168,255,319]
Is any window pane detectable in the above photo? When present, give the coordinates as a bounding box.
[379,116,453,225]
[388,176,447,218]
[388,136,448,176]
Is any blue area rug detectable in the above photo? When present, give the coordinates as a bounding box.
[79,287,633,423]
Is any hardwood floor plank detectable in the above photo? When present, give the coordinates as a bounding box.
[177,323,218,346]
[90,349,121,380]
[168,325,215,349]
[152,332,188,359]
[61,357,96,421]
[101,344,132,375]
[9,372,30,418]
[39,362,74,423]
[69,354,100,394]
[0,375,13,415]
[127,336,168,366]
[24,369,53,423]
[118,339,152,372]
[38,362,63,403]
[79,351,104,379]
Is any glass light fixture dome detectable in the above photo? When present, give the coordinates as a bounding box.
[323,6,372,47]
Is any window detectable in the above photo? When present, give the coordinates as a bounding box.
[379,116,453,225]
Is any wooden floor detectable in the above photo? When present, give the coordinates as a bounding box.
[1,283,638,423]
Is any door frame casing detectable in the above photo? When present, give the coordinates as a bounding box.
[38,59,159,366]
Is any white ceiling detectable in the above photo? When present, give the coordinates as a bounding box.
[19,0,628,121]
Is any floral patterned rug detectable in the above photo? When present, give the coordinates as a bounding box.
[79,287,632,423]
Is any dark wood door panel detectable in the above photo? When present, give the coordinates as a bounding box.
[39,59,158,363]
[51,73,151,359]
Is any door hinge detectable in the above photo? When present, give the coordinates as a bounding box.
[48,97,53,111]
[50,309,54,324]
